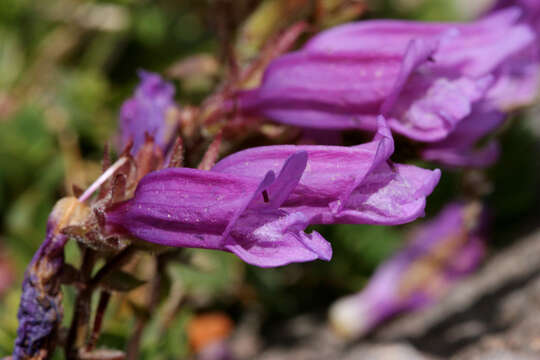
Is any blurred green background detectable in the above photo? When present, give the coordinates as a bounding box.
[0,0,539,358]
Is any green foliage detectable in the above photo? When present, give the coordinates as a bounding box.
[100,270,146,292]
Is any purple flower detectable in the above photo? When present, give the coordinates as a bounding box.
[421,103,505,168]
[119,70,177,154]
[105,152,332,267]
[486,1,540,110]
[213,117,441,225]
[105,118,439,267]
[329,202,486,339]
[234,9,534,142]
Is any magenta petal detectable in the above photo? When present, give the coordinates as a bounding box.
[486,2,540,109]
[387,75,493,141]
[214,118,440,225]
[488,60,540,110]
[304,8,533,76]
[380,38,439,115]
[334,164,441,225]
[421,104,506,168]
[267,151,308,208]
[106,168,263,249]
[224,211,332,267]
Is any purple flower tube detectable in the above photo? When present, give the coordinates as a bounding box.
[105,118,440,267]
[105,151,333,268]
[329,202,486,339]
[234,8,534,142]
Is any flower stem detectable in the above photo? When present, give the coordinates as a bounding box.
[86,290,112,352]
[126,254,166,360]
[65,247,97,359]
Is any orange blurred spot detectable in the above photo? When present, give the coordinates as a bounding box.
[187,312,233,352]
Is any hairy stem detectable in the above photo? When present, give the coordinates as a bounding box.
[65,247,97,359]
[126,254,166,360]
[65,246,135,358]
[86,290,112,352]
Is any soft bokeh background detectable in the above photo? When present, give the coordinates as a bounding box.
[0,0,539,358]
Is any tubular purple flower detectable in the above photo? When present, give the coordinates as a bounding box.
[329,202,486,339]
[105,118,439,267]
[421,104,505,168]
[119,70,177,154]
[234,8,534,141]
[212,117,441,225]
[105,152,332,267]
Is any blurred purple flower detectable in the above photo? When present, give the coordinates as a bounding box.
[421,103,505,168]
[119,70,177,154]
[234,8,533,141]
[329,202,486,339]
[486,1,540,110]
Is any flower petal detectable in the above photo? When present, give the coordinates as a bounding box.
[421,104,505,167]
[214,119,440,225]
[224,211,331,267]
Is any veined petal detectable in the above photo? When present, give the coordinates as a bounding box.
[106,168,262,249]
[486,1,540,109]
[334,164,441,225]
[234,8,534,141]
[387,74,493,141]
[421,104,505,167]
[304,7,533,76]
[225,211,331,267]
[213,119,440,225]
[380,38,439,115]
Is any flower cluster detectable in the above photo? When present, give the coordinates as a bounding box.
[13,0,540,356]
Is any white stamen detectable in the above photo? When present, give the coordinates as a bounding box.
[78,157,128,202]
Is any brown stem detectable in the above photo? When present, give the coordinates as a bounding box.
[86,291,112,352]
[126,254,166,360]
[65,246,135,359]
[65,247,97,359]
[89,246,136,288]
